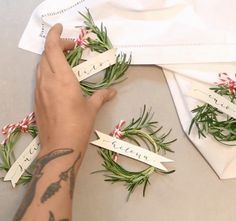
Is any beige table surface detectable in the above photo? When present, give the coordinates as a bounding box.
[1,1,236,221]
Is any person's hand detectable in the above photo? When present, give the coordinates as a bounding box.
[35,24,116,156]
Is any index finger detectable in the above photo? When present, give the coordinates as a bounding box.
[44,23,75,73]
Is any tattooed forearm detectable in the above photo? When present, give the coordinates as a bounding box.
[41,152,81,203]
[48,211,69,221]
[13,148,74,221]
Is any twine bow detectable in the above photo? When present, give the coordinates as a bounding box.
[1,112,36,145]
[217,73,236,93]
[110,120,126,161]
[74,28,89,48]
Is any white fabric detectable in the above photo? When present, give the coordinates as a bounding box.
[163,64,236,179]
[19,0,236,64]
[19,0,236,178]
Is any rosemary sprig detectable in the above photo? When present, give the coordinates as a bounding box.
[189,81,236,145]
[79,9,113,51]
[96,106,176,200]
[66,9,131,96]
[66,46,83,67]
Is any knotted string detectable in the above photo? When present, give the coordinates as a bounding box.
[110,120,126,162]
[217,73,236,93]
[74,28,89,48]
[1,112,36,145]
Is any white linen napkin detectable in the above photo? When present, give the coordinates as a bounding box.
[162,64,236,179]
[19,0,236,64]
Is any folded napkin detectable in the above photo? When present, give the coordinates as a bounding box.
[19,0,236,64]
[162,64,236,179]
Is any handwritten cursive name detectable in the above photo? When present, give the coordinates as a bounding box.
[194,88,236,114]
[103,139,149,162]
[78,59,112,78]
[6,139,40,182]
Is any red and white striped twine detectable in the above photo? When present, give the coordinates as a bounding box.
[110,120,126,162]
[217,73,236,93]
[74,28,89,49]
[1,112,36,145]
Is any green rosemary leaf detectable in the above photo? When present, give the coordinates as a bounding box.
[155,169,175,174]
[17,175,33,185]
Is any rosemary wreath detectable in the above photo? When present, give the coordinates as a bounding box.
[0,9,131,186]
[66,9,131,96]
[95,106,176,200]
[189,73,236,145]
[0,124,37,185]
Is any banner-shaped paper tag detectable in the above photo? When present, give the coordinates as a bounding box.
[72,48,117,81]
[4,136,40,187]
[91,131,173,171]
[187,82,236,119]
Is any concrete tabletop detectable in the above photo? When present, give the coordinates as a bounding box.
[1,1,236,221]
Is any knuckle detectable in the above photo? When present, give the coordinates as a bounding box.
[45,40,58,53]
[95,93,106,106]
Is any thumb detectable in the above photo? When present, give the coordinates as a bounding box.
[89,88,117,112]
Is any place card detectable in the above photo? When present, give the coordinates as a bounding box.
[72,48,117,81]
[4,136,40,187]
[91,131,173,171]
[187,82,236,119]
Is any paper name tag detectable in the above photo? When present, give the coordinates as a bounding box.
[4,136,40,187]
[91,131,173,171]
[187,82,236,119]
[72,48,117,81]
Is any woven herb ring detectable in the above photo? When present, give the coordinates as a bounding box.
[0,112,37,185]
[66,9,131,96]
[96,106,176,200]
[189,73,236,145]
